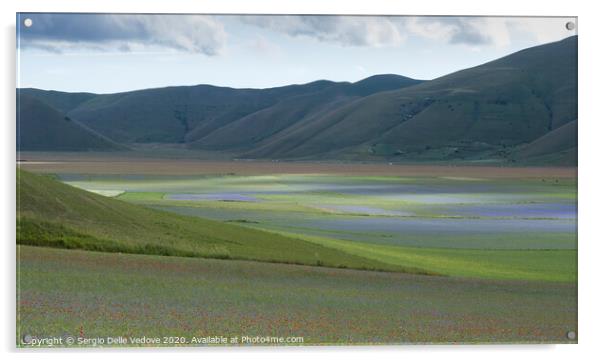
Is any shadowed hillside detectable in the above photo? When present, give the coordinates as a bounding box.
[514,119,577,165]
[17,37,577,164]
[244,36,577,162]
[63,81,340,144]
[189,74,422,150]
[17,94,124,151]
[19,88,96,114]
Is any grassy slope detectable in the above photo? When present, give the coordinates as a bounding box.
[515,119,577,165]
[275,233,576,282]
[17,95,124,151]
[190,75,422,151]
[245,37,577,162]
[65,81,339,144]
[116,195,575,281]
[19,88,97,114]
[16,169,430,274]
[18,245,577,345]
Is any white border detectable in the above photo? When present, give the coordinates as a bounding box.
[2,1,601,360]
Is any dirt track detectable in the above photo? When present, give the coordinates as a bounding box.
[17,153,577,178]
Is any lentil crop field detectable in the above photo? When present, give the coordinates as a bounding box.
[17,157,578,346]
[18,246,576,345]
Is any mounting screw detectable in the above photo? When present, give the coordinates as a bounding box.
[566,22,575,31]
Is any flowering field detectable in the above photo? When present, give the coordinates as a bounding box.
[18,246,577,346]
[62,172,577,281]
[17,161,577,345]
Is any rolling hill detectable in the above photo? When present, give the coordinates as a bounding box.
[243,36,577,161]
[16,94,124,151]
[189,74,422,150]
[21,75,420,146]
[513,119,577,165]
[16,168,423,273]
[48,80,340,144]
[18,88,97,114]
[17,36,577,164]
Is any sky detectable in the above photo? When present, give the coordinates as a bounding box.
[16,14,577,94]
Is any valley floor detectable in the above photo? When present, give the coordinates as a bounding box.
[16,156,578,346]
[17,151,576,177]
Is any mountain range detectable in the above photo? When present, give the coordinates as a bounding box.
[17,36,577,165]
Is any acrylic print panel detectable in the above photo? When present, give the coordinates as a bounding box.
[16,13,577,347]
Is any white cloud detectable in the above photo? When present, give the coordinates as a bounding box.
[239,16,407,47]
[238,15,573,49]
[19,14,576,56]
[508,17,577,44]
[247,35,282,56]
[406,17,509,47]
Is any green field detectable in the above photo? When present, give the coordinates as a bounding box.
[17,169,416,273]
[16,164,578,345]
[59,171,576,282]
[18,246,577,345]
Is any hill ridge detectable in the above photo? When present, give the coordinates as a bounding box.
[17,36,577,165]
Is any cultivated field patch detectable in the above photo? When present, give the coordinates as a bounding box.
[18,246,577,345]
